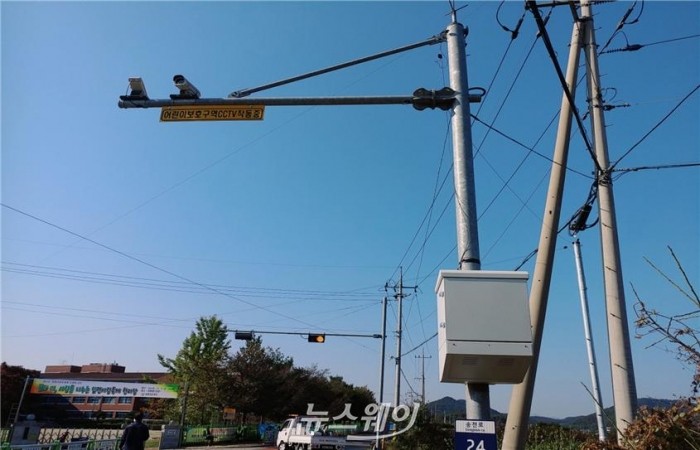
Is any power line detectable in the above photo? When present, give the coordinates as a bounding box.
[601,33,700,54]
[401,333,438,358]
[599,0,644,53]
[1,261,378,301]
[611,84,700,169]
[481,169,550,261]
[470,114,593,179]
[1,203,338,330]
[389,124,453,283]
[527,1,602,173]
[611,162,700,180]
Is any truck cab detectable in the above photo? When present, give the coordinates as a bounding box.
[276,416,346,450]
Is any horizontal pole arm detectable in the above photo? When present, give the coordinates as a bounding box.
[231,329,382,339]
[119,88,481,110]
[119,96,416,109]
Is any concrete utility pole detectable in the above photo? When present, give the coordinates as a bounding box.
[415,351,432,404]
[11,376,31,427]
[502,15,584,450]
[504,3,637,448]
[446,14,487,420]
[379,296,388,404]
[581,1,638,439]
[392,268,417,407]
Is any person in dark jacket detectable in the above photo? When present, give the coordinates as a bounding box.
[120,413,150,450]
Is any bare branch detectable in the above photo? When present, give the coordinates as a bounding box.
[668,246,700,308]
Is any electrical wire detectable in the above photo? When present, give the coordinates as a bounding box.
[513,179,599,271]
[470,114,593,179]
[388,125,453,283]
[464,20,550,247]
[401,333,438,359]
[600,33,700,54]
[611,84,700,169]
[527,1,602,174]
[611,162,700,181]
[599,0,644,53]
[481,169,550,260]
[1,203,347,331]
[399,368,419,399]
[1,261,377,301]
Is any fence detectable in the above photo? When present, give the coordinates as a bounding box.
[1,439,119,450]
[1,424,269,448]
[38,430,122,444]
[181,425,259,446]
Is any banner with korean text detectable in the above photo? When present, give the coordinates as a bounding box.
[30,379,179,398]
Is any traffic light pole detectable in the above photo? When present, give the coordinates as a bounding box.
[446,18,487,420]
[119,14,483,415]
[231,329,382,340]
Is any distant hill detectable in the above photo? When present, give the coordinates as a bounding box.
[550,398,677,431]
[427,396,503,420]
[426,396,678,432]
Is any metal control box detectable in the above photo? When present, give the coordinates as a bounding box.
[436,270,532,383]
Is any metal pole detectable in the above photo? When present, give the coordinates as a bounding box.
[573,238,607,441]
[379,296,388,404]
[12,376,31,425]
[394,269,404,407]
[179,382,189,427]
[581,2,638,440]
[416,350,431,404]
[502,20,584,450]
[376,295,388,450]
[421,351,425,404]
[446,18,487,420]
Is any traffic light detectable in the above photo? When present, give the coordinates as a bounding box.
[234,331,254,340]
[308,333,326,343]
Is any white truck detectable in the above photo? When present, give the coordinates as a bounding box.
[275,416,348,450]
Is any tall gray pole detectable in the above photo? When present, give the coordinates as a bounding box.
[446,17,486,420]
[416,351,431,404]
[379,296,388,404]
[581,2,638,440]
[179,382,190,427]
[12,376,31,425]
[376,295,388,450]
[572,238,606,441]
[502,20,584,450]
[394,269,404,407]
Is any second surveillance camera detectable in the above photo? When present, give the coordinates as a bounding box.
[171,74,200,99]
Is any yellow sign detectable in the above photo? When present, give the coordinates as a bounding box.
[160,105,264,122]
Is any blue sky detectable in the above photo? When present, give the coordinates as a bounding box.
[2,1,698,419]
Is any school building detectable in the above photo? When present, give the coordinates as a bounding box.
[34,363,172,420]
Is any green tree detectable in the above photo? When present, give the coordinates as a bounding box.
[228,341,377,421]
[0,363,40,425]
[158,316,231,424]
[227,337,295,420]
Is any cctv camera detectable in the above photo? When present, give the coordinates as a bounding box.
[171,74,201,99]
[119,77,149,101]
